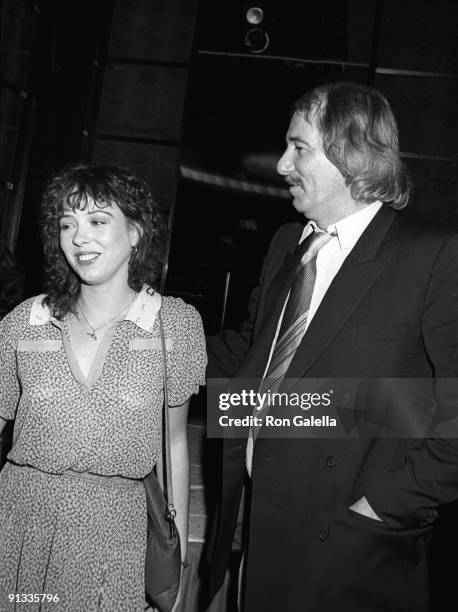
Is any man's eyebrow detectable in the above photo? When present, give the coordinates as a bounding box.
[286,135,310,145]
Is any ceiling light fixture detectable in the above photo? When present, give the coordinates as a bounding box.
[246,7,264,25]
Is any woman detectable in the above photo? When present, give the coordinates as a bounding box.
[0,165,206,611]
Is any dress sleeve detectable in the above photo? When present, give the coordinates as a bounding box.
[167,303,207,407]
[0,314,20,420]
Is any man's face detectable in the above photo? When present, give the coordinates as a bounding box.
[277,111,354,228]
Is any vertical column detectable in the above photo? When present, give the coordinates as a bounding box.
[91,0,199,287]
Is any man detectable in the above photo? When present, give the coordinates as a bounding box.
[206,81,458,611]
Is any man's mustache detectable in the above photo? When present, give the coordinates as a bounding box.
[285,177,302,187]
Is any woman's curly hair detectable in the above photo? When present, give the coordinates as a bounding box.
[40,164,166,318]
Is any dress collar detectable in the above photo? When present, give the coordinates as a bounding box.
[29,285,162,333]
[124,285,161,332]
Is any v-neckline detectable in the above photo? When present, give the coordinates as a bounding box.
[61,319,120,391]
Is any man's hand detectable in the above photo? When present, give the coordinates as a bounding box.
[349,496,383,521]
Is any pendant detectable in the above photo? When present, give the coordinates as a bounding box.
[86,330,98,342]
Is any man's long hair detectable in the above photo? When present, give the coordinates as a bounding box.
[40,164,166,318]
[293,81,410,208]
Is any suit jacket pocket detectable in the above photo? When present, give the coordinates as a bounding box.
[319,505,431,611]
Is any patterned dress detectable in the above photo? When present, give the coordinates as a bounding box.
[0,287,206,611]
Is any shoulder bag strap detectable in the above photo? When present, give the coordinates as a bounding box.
[159,310,176,521]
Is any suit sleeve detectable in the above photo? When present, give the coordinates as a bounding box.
[366,233,458,529]
[206,225,293,379]
[206,261,270,379]
[206,288,261,378]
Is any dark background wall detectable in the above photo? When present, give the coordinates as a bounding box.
[167,0,458,334]
[0,0,199,293]
[1,4,458,608]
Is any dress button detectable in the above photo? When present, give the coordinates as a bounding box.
[319,530,328,542]
[326,456,337,467]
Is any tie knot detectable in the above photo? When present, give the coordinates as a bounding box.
[295,229,334,263]
[308,229,334,253]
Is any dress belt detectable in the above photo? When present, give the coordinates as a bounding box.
[7,461,143,489]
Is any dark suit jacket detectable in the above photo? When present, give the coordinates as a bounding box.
[206,206,458,612]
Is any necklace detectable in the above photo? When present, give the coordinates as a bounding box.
[77,294,136,342]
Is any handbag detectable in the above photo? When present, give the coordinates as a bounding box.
[144,310,181,611]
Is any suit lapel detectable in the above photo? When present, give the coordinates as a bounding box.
[285,206,397,379]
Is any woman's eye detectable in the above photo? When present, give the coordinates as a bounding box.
[59,223,71,231]
[91,218,105,226]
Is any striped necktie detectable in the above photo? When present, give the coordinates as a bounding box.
[251,229,334,441]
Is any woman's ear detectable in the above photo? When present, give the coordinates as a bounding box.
[129,221,143,249]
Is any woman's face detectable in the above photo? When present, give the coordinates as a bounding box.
[59,197,139,289]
